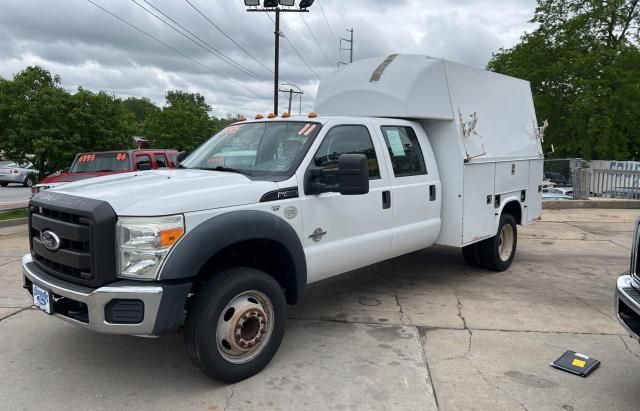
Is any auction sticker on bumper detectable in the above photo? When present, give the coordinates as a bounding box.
[32,284,52,314]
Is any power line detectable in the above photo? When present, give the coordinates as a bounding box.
[299,13,334,67]
[316,0,339,50]
[266,13,320,80]
[184,0,275,78]
[83,0,260,97]
[136,0,272,86]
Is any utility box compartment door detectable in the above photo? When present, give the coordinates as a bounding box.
[527,159,543,222]
[495,161,529,194]
[462,163,496,244]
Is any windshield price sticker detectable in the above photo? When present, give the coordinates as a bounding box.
[79,154,96,162]
[207,156,224,165]
[116,153,128,161]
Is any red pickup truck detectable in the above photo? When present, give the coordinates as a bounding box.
[32,149,179,194]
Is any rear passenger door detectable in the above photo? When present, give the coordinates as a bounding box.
[298,121,393,283]
[135,153,153,171]
[377,123,442,257]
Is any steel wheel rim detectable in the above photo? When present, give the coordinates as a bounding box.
[498,224,514,262]
[216,290,274,364]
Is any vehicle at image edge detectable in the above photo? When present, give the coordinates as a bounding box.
[616,219,640,339]
[22,55,544,383]
[542,192,573,201]
[0,162,37,187]
[31,149,180,195]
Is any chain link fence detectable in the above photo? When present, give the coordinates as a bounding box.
[544,158,640,200]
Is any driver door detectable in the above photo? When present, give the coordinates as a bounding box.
[297,121,393,283]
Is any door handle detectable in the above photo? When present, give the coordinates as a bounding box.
[382,191,391,209]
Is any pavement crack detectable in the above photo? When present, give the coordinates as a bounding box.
[619,335,640,361]
[0,307,33,322]
[394,293,406,325]
[415,327,440,411]
[223,385,235,411]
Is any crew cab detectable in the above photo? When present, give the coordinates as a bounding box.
[22,55,544,383]
[31,149,179,194]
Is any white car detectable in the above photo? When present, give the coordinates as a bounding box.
[0,162,37,187]
[22,55,544,383]
[548,187,573,197]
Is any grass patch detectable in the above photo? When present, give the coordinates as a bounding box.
[0,208,28,221]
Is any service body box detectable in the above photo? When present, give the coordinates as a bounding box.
[316,54,544,247]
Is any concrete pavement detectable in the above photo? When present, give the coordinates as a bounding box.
[1,209,639,410]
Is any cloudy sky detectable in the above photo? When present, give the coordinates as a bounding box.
[0,0,537,117]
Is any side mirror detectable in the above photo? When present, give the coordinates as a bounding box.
[304,153,369,196]
[138,162,152,171]
[62,167,70,173]
[176,151,187,164]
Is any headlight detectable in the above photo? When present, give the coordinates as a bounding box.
[117,215,185,280]
[31,186,49,195]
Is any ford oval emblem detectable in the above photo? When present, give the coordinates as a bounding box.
[41,230,61,252]
[35,294,47,306]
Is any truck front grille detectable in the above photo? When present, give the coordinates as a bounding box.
[28,192,118,288]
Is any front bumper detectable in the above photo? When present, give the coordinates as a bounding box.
[22,254,191,336]
[616,274,640,339]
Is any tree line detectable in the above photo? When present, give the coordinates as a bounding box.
[0,66,235,178]
[488,0,640,160]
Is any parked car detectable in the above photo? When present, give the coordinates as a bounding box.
[0,162,38,187]
[542,179,556,192]
[23,55,543,383]
[548,187,573,197]
[32,149,179,195]
[544,171,571,187]
[542,192,572,201]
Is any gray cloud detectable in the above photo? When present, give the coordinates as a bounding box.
[0,0,537,116]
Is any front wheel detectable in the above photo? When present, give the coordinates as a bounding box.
[23,177,33,187]
[185,267,286,383]
[478,214,518,271]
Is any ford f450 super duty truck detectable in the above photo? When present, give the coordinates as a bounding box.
[23,55,544,383]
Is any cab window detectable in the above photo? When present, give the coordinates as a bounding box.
[155,154,168,168]
[381,126,427,177]
[136,154,152,170]
[312,125,380,182]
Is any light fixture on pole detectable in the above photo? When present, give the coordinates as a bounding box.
[245,1,313,115]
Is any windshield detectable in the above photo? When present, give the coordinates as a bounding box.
[181,121,321,178]
[70,152,132,173]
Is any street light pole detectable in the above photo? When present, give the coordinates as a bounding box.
[274,9,280,114]
[245,1,313,114]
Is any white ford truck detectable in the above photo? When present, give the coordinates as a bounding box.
[23,55,543,382]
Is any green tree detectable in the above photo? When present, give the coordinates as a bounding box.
[0,66,135,179]
[122,97,159,134]
[144,91,226,152]
[488,0,640,160]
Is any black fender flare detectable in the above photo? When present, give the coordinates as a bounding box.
[158,210,306,304]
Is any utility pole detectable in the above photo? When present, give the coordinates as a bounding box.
[339,28,353,66]
[245,1,314,115]
[279,84,303,114]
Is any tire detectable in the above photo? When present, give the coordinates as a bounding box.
[185,267,286,383]
[478,214,518,271]
[462,243,482,267]
[23,177,33,187]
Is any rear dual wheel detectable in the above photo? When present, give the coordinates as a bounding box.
[185,267,286,383]
[462,214,517,272]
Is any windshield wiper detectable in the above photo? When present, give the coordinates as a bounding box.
[212,166,247,175]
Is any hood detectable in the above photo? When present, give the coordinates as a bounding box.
[39,171,128,184]
[45,169,279,216]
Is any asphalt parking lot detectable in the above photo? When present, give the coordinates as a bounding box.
[0,209,638,410]
[0,186,31,210]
